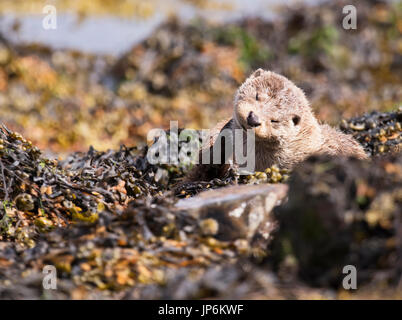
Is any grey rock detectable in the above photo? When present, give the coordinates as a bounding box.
[175,184,288,241]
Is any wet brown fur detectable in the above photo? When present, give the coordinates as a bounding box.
[186,69,368,181]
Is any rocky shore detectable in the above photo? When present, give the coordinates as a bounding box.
[0,0,401,299]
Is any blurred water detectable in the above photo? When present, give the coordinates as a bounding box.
[0,0,325,56]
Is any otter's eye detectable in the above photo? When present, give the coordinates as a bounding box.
[271,119,279,123]
[256,92,259,101]
[292,115,300,125]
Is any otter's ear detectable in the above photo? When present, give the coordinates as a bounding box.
[251,68,264,78]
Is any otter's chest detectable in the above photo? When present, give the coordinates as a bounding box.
[232,134,282,172]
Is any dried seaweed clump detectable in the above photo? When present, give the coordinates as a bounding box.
[0,125,186,244]
[0,125,104,245]
[341,107,401,156]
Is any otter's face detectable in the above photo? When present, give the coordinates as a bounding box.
[234,69,312,147]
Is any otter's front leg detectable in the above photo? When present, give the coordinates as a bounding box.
[185,118,235,182]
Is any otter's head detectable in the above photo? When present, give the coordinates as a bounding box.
[234,69,321,150]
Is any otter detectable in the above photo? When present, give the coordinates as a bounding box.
[186,69,368,181]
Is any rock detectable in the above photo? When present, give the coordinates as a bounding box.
[175,184,288,241]
[270,154,402,288]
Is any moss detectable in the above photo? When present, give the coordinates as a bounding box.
[288,25,339,57]
[213,25,272,69]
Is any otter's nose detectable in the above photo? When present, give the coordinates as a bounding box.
[247,111,261,127]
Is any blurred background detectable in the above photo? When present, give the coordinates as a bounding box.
[0,0,400,156]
